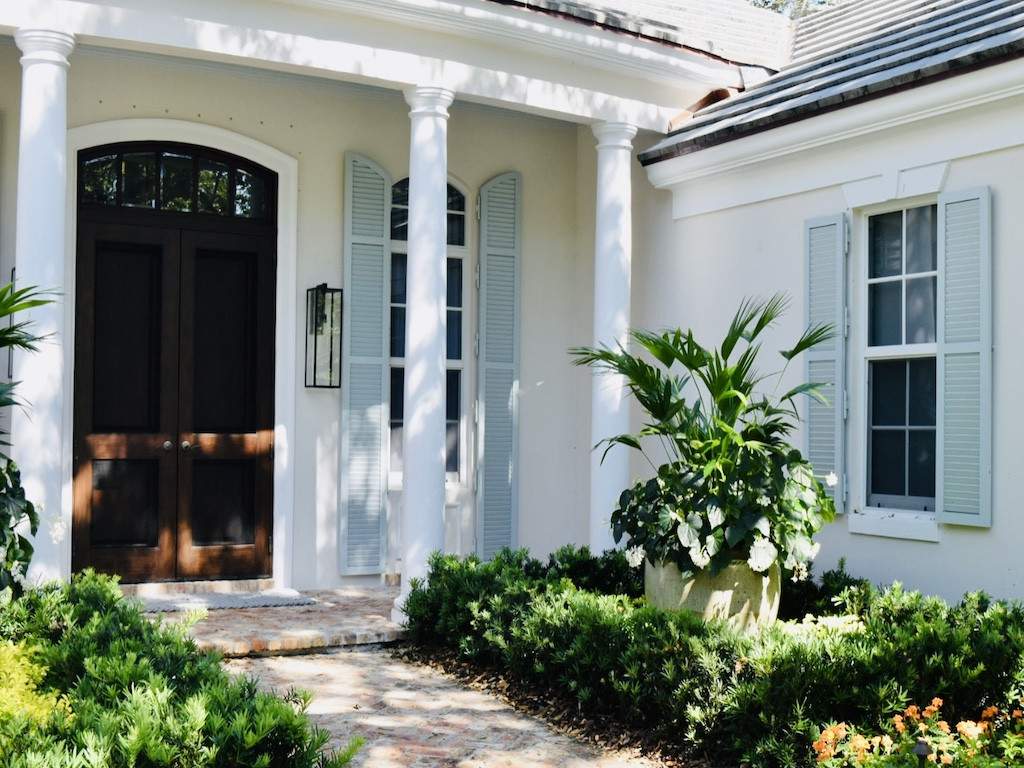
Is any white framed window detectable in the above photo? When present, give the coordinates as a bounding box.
[388,178,469,485]
[863,204,937,513]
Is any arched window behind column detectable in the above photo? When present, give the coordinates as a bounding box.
[388,179,467,482]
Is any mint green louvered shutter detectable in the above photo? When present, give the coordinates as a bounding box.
[341,154,391,573]
[937,188,992,527]
[477,172,521,558]
[805,214,847,513]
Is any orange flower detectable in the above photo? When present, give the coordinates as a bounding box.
[937,720,951,734]
[923,705,939,719]
[931,697,944,709]
[905,705,921,720]
[940,754,953,765]
[981,705,1000,720]
[1013,709,1023,720]
[893,714,906,734]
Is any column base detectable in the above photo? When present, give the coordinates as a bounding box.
[390,598,409,626]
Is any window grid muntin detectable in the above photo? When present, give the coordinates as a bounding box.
[78,142,275,223]
[388,178,469,485]
[864,204,938,513]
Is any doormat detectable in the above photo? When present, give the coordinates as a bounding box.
[140,589,317,613]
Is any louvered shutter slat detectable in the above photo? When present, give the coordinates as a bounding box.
[937,188,992,527]
[805,214,846,512]
[341,154,391,573]
[477,173,520,559]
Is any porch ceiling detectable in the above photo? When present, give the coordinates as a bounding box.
[0,0,744,132]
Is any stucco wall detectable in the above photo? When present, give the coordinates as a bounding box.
[635,93,1024,602]
[0,40,637,588]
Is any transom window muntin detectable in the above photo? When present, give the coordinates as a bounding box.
[388,178,468,482]
[865,204,938,512]
[79,143,275,222]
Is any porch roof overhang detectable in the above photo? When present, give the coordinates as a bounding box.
[0,0,748,133]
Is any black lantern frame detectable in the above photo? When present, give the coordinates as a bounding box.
[305,283,343,388]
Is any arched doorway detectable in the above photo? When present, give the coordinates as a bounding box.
[72,142,278,583]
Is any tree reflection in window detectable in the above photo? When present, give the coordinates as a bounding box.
[78,144,272,221]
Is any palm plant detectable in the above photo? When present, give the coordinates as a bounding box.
[571,294,836,579]
[0,283,52,595]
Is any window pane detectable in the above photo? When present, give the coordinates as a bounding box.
[869,281,902,346]
[198,159,230,214]
[391,253,407,304]
[871,430,906,496]
[446,370,460,474]
[908,358,936,426]
[391,205,408,241]
[446,309,462,360]
[446,258,462,308]
[447,184,465,212]
[391,307,406,358]
[446,369,460,420]
[122,153,157,208]
[390,423,403,474]
[390,366,404,418]
[160,152,193,212]
[905,276,936,344]
[870,360,906,426]
[447,212,466,246]
[81,154,118,206]
[869,211,903,278]
[235,168,266,218]
[392,178,409,207]
[908,430,936,499]
[906,204,937,274]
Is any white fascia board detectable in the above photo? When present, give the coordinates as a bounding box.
[645,58,1024,217]
[291,0,744,90]
[0,0,707,131]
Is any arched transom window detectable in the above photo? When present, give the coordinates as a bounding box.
[78,142,276,222]
[388,179,468,482]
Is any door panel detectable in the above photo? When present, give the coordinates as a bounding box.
[73,223,180,582]
[176,230,274,580]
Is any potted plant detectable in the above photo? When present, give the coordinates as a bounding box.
[571,295,836,631]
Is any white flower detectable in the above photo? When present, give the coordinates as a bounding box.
[747,537,778,573]
[826,472,838,488]
[757,495,772,508]
[790,562,809,582]
[625,545,645,569]
[689,545,711,569]
[49,518,67,545]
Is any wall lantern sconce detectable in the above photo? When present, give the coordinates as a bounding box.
[305,283,342,388]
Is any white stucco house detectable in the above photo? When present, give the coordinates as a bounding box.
[2,0,1021,608]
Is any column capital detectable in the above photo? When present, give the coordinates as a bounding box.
[15,29,75,67]
[592,121,638,151]
[404,85,455,119]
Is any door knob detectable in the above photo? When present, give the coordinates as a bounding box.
[181,440,192,451]
[162,440,173,451]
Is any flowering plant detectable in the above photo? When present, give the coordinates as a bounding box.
[0,284,49,596]
[814,699,1024,766]
[572,295,836,579]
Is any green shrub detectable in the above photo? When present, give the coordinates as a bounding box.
[0,571,360,767]
[407,549,1024,768]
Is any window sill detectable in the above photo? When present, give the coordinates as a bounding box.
[847,508,940,543]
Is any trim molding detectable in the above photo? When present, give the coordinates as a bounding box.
[645,58,1024,218]
[290,0,742,89]
[63,119,299,588]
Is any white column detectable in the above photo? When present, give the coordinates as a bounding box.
[13,29,75,583]
[589,121,637,553]
[394,85,454,622]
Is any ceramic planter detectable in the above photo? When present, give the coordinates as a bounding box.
[645,558,781,632]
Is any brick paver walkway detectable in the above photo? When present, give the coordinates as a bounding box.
[226,646,659,768]
[161,587,403,656]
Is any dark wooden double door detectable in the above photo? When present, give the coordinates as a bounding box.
[73,222,275,582]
